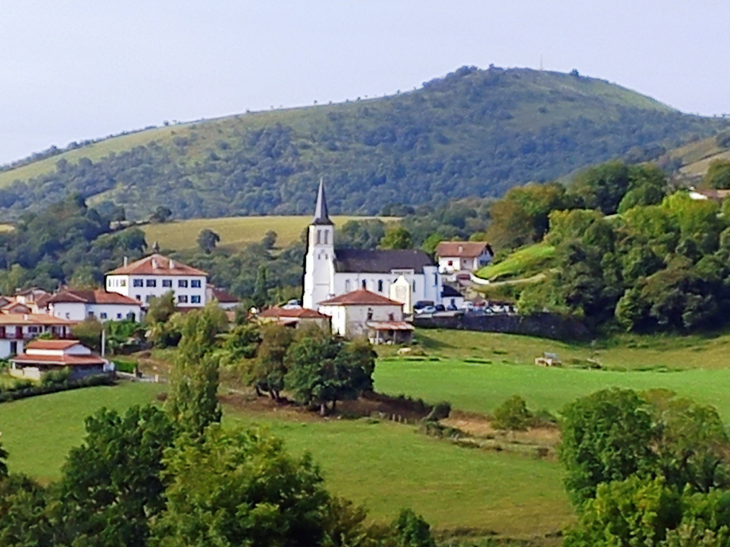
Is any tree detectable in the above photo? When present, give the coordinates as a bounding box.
[0,473,54,546]
[253,264,268,308]
[492,395,533,431]
[71,317,103,352]
[165,308,224,436]
[149,206,172,223]
[196,228,220,254]
[261,230,278,250]
[285,334,376,415]
[246,323,294,400]
[379,226,413,250]
[704,159,730,189]
[146,291,176,325]
[151,425,331,547]
[391,509,437,547]
[559,388,656,507]
[58,405,175,546]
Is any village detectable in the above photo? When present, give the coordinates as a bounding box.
[0,181,498,383]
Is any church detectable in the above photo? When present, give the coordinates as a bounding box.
[302,181,442,312]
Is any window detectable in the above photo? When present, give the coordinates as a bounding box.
[448,260,453,266]
[361,280,367,290]
[133,279,143,287]
[28,326,40,333]
[324,230,329,244]
[316,230,321,244]
[191,279,201,288]
[345,279,351,292]
[120,279,127,287]
[378,280,383,292]
[412,281,416,292]
[135,295,141,301]
[162,279,172,288]
[178,279,188,288]
[87,311,95,318]
[100,312,108,319]
[146,279,157,287]
[65,313,70,319]
[434,273,438,285]
[191,295,201,304]
[106,279,112,287]
[178,295,189,304]
[116,313,122,319]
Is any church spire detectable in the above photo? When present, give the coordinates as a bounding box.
[312,178,333,225]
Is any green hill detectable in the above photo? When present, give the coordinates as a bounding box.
[0,66,725,221]
[660,129,730,181]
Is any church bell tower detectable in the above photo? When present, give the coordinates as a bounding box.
[303,179,335,309]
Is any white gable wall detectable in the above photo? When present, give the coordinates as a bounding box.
[50,302,141,322]
[318,303,403,337]
[106,274,206,308]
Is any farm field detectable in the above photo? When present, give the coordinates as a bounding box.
[0,381,571,539]
[0,382,164,482]
[142,215,395,252]
[396,328,730,372]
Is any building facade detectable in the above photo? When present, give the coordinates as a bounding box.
[302,181,442,311]
[47,289,143,322]
[105,254,207,308]
[0,314,75,359]
[436,241,494,274]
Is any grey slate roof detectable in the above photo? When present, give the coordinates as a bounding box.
[334,249,434,274]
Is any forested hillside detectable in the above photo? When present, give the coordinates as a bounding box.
[0,66,725,221]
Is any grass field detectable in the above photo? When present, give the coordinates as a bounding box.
[0,382,571,538]
[0,382,164,482]
[226,412,570,537]
[142,215,395,252]
[476,243,555,281]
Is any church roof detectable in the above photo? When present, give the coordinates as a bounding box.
[312,179,333,226]
[334,249,434,274]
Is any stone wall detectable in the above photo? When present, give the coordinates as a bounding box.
[412,312,588,341]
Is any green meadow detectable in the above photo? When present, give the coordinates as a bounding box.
[142,215,395,252]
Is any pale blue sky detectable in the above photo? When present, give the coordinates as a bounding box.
[1,1,728,165]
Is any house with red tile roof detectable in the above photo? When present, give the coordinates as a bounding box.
[318,289,413,343]
[47,289,143,322]
[105,254,208,309]
[9,339,110,381]
[435,241,493,275]
[0,314,75,359]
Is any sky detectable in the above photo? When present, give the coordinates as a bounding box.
[1,0,729,165]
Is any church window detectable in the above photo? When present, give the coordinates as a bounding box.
[412,281,416,292]
[324,230,329,244]
[316,230,321,245]
[434,274,438,285]
[362,280,367,290]
[378,280,383,292]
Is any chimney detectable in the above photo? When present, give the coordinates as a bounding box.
[152,258,157,269]
[170,259,175,268]
[123,256,128,267]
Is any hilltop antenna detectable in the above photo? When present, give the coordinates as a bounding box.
[540,55,544,71]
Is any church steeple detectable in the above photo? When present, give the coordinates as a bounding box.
[312,178,333,226]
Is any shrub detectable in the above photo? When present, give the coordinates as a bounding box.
[492,395,533,431]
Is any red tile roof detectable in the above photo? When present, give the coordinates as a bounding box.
[319,289,403,307]
[48,289,142,305]
[366,321,414,331]
[259,307,329,319]
[26,339,81,350]
[12,353,106,366]
[209,287,238,303]
[0,313,75,326]
[436,241,492,258]
[106,254,207,277]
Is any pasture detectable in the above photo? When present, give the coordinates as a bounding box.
[142,215,395,252]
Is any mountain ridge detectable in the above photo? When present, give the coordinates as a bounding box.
[0,66,726,221]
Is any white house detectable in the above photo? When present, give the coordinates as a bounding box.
[436,241,494,274]
[105,254,207,308]
[318,289,414,344]
[0,314,75,359]
[47,289,143,322]
[302,181,442,312]
[10,339,108,381]
[206,286,239,310]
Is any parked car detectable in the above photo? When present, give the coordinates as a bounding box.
[413,300,435,312]
[419,305,437,315]
[460,301,475,312]
[434,304,445,312]
[446,303,459,311]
